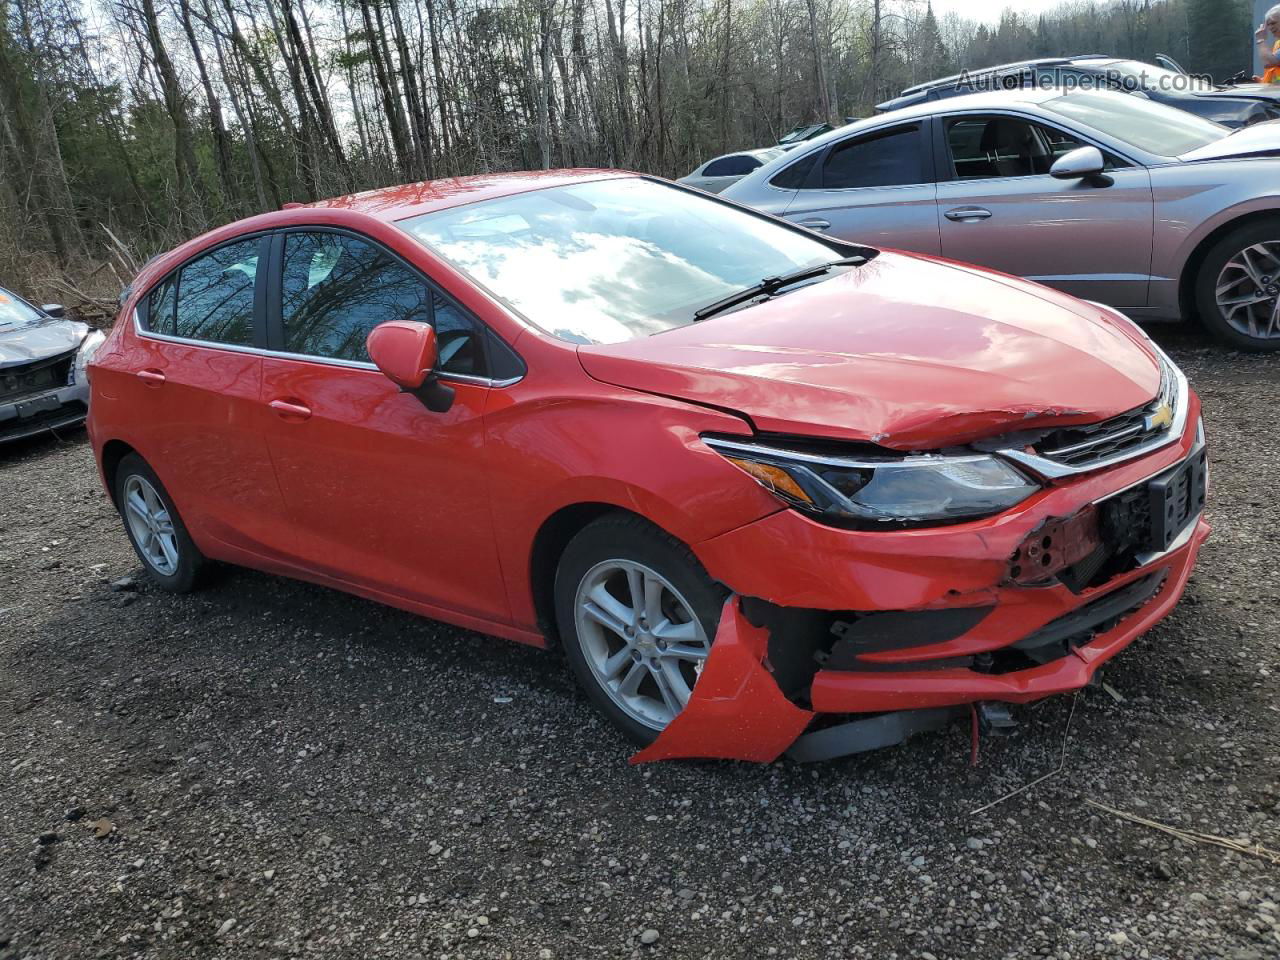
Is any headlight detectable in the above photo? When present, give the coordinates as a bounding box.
[73,329,106,384]
[704,436,1039,527]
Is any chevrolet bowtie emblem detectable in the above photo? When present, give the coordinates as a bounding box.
[1144,402,1174,432]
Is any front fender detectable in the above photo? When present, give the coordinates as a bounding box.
[483,386,782,632]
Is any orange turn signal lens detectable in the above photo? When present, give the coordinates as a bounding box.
[725,456,813,504]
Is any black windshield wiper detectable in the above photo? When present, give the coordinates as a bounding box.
[692,256,867,322]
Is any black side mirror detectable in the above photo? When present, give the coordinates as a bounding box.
[41,303,65,319]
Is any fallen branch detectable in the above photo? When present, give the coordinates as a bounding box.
[38,276,117,320]
[1084,799,1280,866]
[100,223,140,275]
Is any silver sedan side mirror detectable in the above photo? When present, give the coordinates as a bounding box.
[41,303,66,319]
[1050,146,1106,180]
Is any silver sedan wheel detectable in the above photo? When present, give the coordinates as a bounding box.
[1216,241,1280,340]
[573,560,711,731]
[122,475,180,576]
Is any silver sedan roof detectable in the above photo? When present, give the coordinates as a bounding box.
[749,88,1176,173]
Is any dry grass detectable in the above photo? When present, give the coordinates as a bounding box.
[1085,799,1280,866]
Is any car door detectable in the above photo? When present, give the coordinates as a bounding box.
[125,236,296,561]
[777,121,941,254]
[257,227,511,621]
[934,112,1155,307]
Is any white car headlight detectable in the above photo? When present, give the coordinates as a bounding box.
[704,436,1040,528]
[74,329,106,384]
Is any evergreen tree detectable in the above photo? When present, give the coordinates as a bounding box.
[1187,0,1250,81]
[918,2,949,79]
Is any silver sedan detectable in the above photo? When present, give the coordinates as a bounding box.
[677,147,785,194]
[723,88,1280,350]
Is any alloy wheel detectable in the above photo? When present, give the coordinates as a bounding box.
[573,559,711,731]
[122,474,180,576]
[1215,241,1280,341]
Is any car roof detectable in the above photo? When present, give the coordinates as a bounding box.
[898,54,1115,95]
[708,147,780,161]
[861,86,1065,125]
[301,168,634,222]
[124,169,642,301]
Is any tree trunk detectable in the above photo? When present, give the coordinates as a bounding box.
[387,0,431,177]
[175,0,236,208]
[359,0,412,176]
[536,0,555,169]
[423,0,452,169]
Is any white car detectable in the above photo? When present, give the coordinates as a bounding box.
[677,148,785,194]
[0,287,104,442]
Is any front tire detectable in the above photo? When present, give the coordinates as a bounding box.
[554,514,727,746]
[113,453,206,592]
[1194,220,1280,351]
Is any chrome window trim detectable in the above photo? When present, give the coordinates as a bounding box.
[132,311,523,388]
[997,347,1188,480]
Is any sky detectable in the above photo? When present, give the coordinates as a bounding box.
[930,0,1078,24]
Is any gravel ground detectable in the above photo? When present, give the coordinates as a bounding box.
[1,324,1278,960]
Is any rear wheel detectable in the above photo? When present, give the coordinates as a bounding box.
[554,515,726,745]
[1195,220,1280,351]
[113,453,206,592]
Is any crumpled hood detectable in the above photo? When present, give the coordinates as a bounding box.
[0,319,89,368]
[1180,120,1280,161]
[1202,83,1280,103]
[577,251,1161,449]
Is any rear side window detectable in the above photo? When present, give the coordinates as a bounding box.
[280,231,486,375]
[769,151,819,189]
[821,126,923,189]
[703,155,761,177]
[146,275,178,335]
[172,239,259,345]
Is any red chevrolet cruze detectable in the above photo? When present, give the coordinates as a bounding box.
[87,171,1208,762]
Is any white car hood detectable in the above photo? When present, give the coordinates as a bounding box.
[0,319,89,368]
[1180,121,1280,161]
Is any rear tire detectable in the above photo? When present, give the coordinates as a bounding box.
[554,514,727,746]
[1194,219,1280,351]
[113,453,207,593]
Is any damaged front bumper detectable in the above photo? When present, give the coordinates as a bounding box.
[634,394,1209,764]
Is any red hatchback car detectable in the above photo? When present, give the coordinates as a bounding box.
[87,171,1208,762]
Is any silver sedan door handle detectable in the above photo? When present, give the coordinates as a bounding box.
[945,207,993,223]
[795,218,831,232]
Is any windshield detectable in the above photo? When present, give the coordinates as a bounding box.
[1042,91,1226,156]
[399,178,840,344]
[0,289,45,331]
[779,125,822,144]
[1107,60,1215,93]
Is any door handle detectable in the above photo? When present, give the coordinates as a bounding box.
[137,369,165,386]
[795,218,831,231]
[945,207,993,222]
[269,399,312,421]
